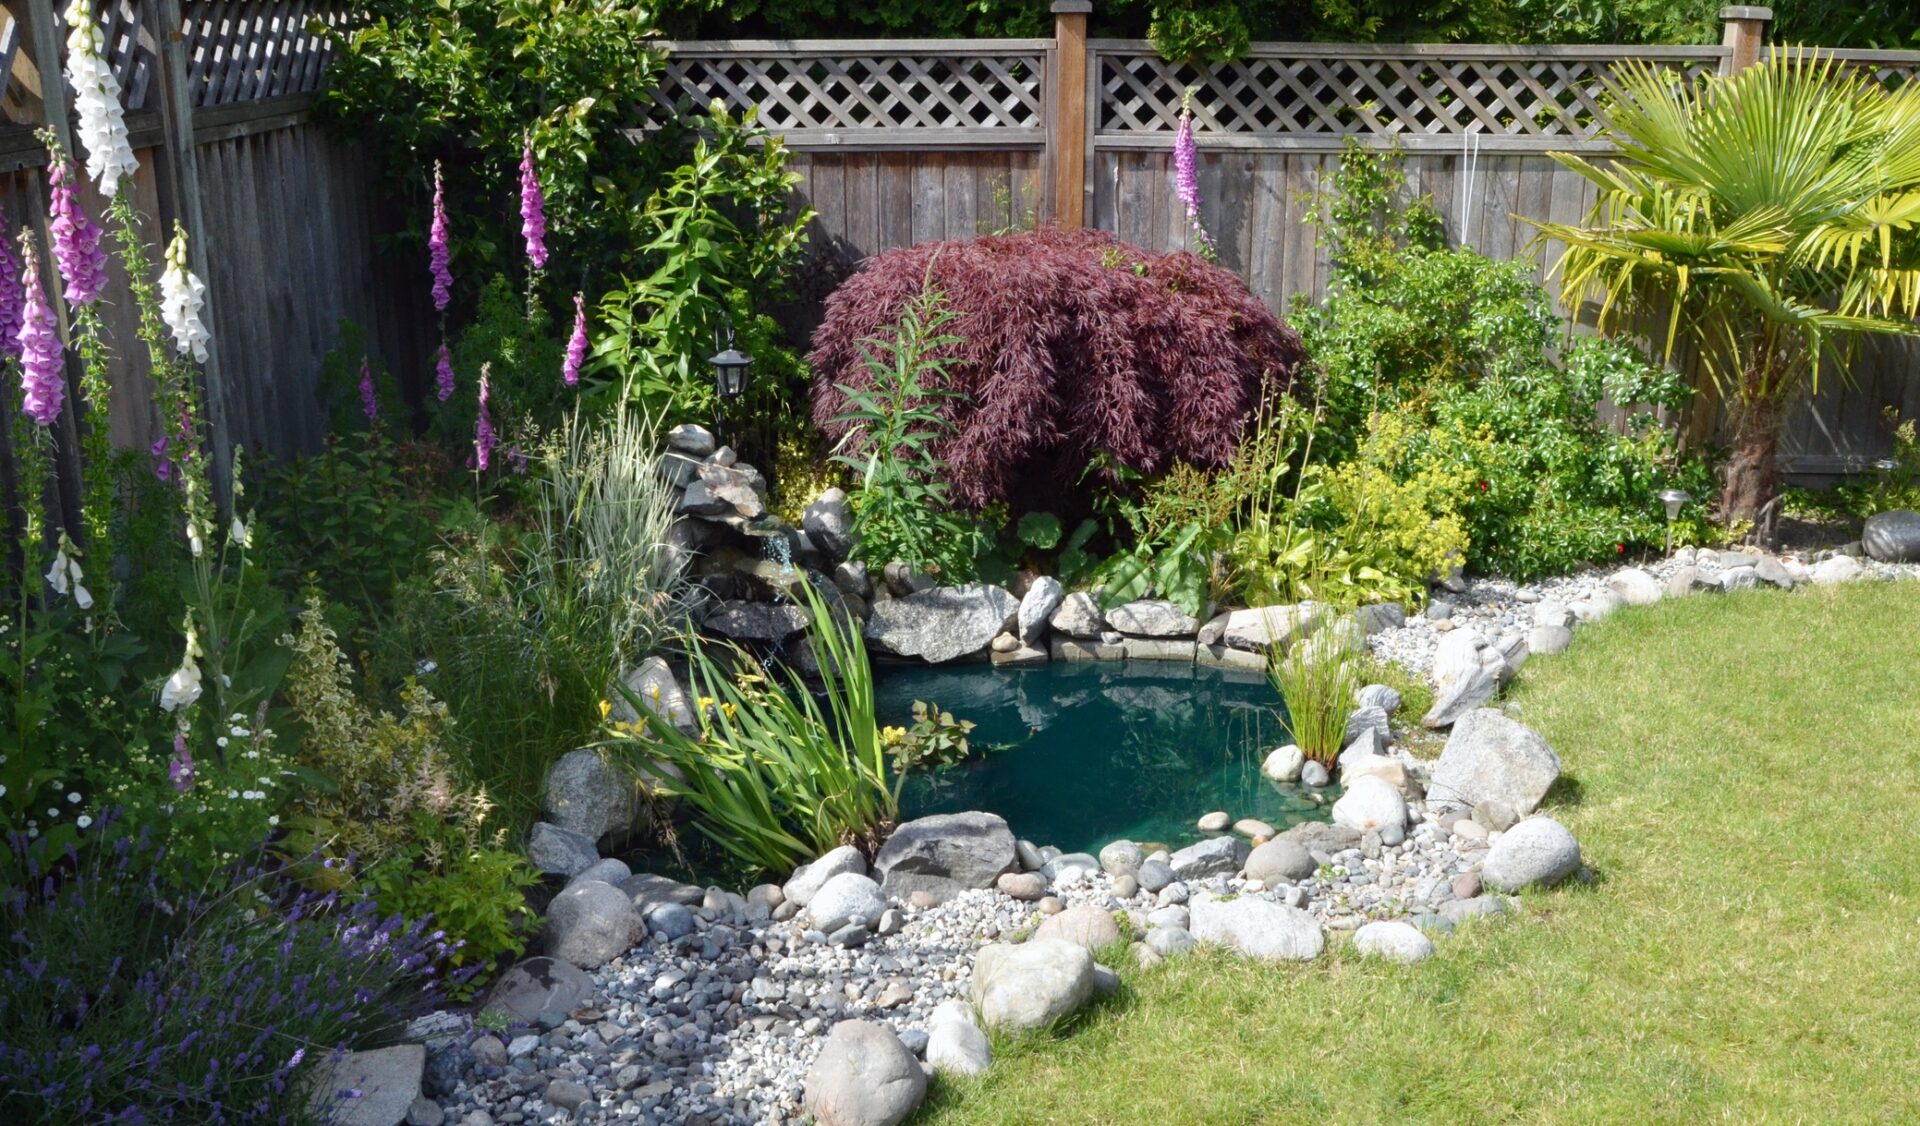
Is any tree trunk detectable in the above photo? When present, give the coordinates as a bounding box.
[1722,396,1783,533]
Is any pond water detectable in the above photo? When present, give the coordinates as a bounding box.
[877,660,1333,857]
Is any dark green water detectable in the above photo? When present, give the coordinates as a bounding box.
[878,660,1332,856]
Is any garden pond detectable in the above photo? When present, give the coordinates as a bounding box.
[877,659,1334,856]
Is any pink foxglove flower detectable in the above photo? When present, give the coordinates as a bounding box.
[429,162,452,312]
[160,226,210,362]
[17,233,64,427]
[168,732,195,792]
[519,139,548,270]
[474,363,495,471]
[151,434,171,482]
[358,356,377,422]
[0,216,24,360]
[1173,94,1215,259]
[48,153,108,306]
[63,1,138,195]
[563,293,587,386]
[435,341,454,401]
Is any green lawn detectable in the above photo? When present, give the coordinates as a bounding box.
[918,582,1920,1124]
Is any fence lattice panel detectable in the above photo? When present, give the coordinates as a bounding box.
[183,0,352,106]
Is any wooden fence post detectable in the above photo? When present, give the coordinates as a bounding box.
[1050,0,1091,228]
[1719,5,1773,75]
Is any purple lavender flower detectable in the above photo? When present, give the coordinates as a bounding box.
[168,732,194,793]
[563,292,586,387]
[429,162,451,313]
[17,233,64,427]
[519,139,548,271]
[0,217,23,360]
[357,356,377,423]
[48,153,108,307]
[474,365,494,471]
[434,341,454,401]
[1173,96,1215,259]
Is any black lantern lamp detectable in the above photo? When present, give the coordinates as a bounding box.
[710,316,753,402]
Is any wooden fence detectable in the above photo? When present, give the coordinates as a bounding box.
[660,5,1920,477]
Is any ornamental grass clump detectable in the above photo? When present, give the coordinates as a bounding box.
[809,227,1302,513]
[1268,618,1363,767]
[0,826,454,1124]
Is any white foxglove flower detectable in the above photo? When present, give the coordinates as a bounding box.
[73,584,93,610]
[160,624,204,712]
[228,515,250,548]
[62,1,138,196]
[186,517,204,557]
[45,548,69,595]
[160,227,210,362]
[44,535,87,603]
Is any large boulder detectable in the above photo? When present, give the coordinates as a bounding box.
[1017,576,1066,644]
[864,583,1018,663]
[1047,592,1108,639]
[1168,836,1250,881]
[704,600,810,644]
[1482,815,1582,891]
[1106,598,1202,638]
[803,488,855,560]
[1863,509,1920,563]
[1190,897,1324,961]
[1353,920,1435,964]
[1811,555,1865,584]
[608,655,697,732]
[1331,774,1408,835]
[1199,603,1328,653]
[807,872,889,933]
[543,880,642,969]
[872,812,1017,904]
[525,822,598,877]
[1032,904,1121,951]
[784,845,868,907]
[803,1020,927,1126]
[1421,628,1509,729]
[480,957,596,1027]
[306,1045,424,1126]
[1243,838,1316,883]
[1426,708,1562,818]
[924,999,992,1077]
[970,939,1096,1030]
[542,749,636,843]
[619,872,706,913]
[1606,567,1664,606]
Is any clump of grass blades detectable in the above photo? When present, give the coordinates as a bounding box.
[1268,619,1363,766]
[609,581,899,877]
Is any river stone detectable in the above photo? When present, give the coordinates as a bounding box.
[1864,509,1920,562]
[1017,576,1066,644]
[1243,838,1316,883]
[924,999,992,1077]
[543,880,642,969]
[1343,705,1391,748]
[1482,815,1582,891]
[704,600,810,644]
[1606,567,1663,606]
[873,812,1016,903]
[1047,592,1108,638]
[525,822,598,877]
[1262,744,1305,782]
[1533,601,1576,629]
[1136,859,1175,893]
[1811,554,1865,584]
[808,872,888,933]
[566,857,631,889]
[1355,683,1403,716]
[1033,904,1121,951]
[1196,811,1231,832]
[542,749,635,843]
[1098,839,1145,876]
[1422,628,1508,729]
[1280,821,1363,854]
[1301,760,1330,787]
[1190,897,1325,961]
[803,1020,926,1126]
[1331,775,1408,835]
[1427,708,1562,818]
[1353,920,1436,964]
[1752,555,1796,589]
[482,958,596,1028]
[619,872,704,914]
[1106,598,1202,637]
[1527,623,1573,657]
[784,845,868,907]
[1205,603,1329,653]
[971,940,1097,1032]
[666,423,715,457]
[1145,926,1197,958]
[607,656,697,733]
[307,1044,423,1126]
[1169,836,1250,880]
[864,584,1018,663]
[996,871,1046,901]
[802,488,854,560]
[1233,817,1276,839]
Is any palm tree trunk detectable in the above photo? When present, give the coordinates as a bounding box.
[1721,396,1783,530]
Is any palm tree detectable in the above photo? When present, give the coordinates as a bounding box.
[1536,48,1920,528]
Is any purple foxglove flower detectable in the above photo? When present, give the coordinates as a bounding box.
[429,162,451,313]
[168,732,195,792]
[563,292,586,386]
[435,341,454,401]
[358,356,376,422]
[0,217,24,360]
[151,434,172,482]
[519,139,548,271]
[17,234,64,427]
[1174,98,1215,258]
[48,154,108,307]
[474,365,494,471]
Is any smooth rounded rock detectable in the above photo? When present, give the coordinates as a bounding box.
[1190,897,1325,961]
[543,880,642,969]
[1197,811,1231,832]
[1098,839,1145,876]
[1332,774,1408,835]
[803,1020,927,1126]
[784,845,867,907]
[1032,904,1121,951]
[1482,815,1582,891]
[1863,509,1920,563]
[1243,838,1317,883]
[1136,859,1175,892]
[995,871,1047,901]
[924,1000,992,1077]
[1262,744,1305,782]
[1353,920,1436,963]
[971,939,1095,1030]
[808,872,888,933]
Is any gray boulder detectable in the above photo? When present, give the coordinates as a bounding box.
[1017,576,1066,644]
[1353,920,1435,963]
[1811,555,1865,584]
[864,584,1018,663]
[1572,589,1626,622]
[480,957,596,1027]
[1040,852,1101,884]
[1482,815,1582,891]
[1243,838,1316,883]
[1190,897,1325,961]
[1607,566,1664,606]
[1343,705,1391,748]
[924,999,992,1077]
[1427,708,1562,819]
[619,872,705,912]
[1331,775,1408,835]
[1527,624,1573,657]
[667,423,716,457]
[784,845,868,907]
[1106,598,1201,638]
[1169,836,1250,880]
[525,822,598,877]
[803,488,854,560]
[872,812,1017,904]
[1421,629,1508,729]
[1201,603,1328,653]
[971,939,1096,1030]
[1355,683,1403,716]
[1533,601,1576,629]
[1136,858,1175,892]
[1352,602,1406,635]
[607,656,697,733]
[543,881,642,969]
[566,857,632,889]
[1032,904,1121,951]
[803,1020,927,1126]
[1146,926,1197,957]
[1047,592,1108,638]
[1098,839,1145,876]
[808,872,889,933]
[306,1044,423,1126]
[704,600,809,644]
[542,749,635,843]
[1753,556,1796,589]
[1863,509,1920,562]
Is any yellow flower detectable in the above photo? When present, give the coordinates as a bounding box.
[698,696,715,710]
[880,725,908,747]
[598,699,612,722]
[720,702,737,720]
